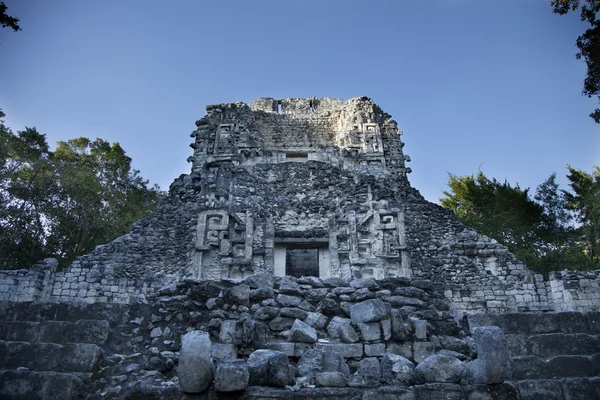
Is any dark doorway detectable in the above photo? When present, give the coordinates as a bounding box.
[286,247,319,278]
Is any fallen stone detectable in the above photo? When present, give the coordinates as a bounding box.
[415,354,464,383]
[178,330,213,393]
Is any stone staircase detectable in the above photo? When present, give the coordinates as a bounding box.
[0,302,116,399]
[469,312,600,399]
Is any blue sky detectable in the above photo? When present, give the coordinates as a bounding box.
[1,0,598,203]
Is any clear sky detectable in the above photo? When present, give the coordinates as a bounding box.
[1,0,598,203]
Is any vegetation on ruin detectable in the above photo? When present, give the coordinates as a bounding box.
[441,167,600,276]
[0,1,20,32]
[0,109,163,269]
[551,0,600,123]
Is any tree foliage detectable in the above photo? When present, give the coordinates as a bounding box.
[440,168,600,275]
[440,172,544,269]
[551,0,600,122]
[0,110,162,269]
[0,1,20,31]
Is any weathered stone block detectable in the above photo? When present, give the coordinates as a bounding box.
[280,307,307,320]
[212,343,238,361]
[381,353,416,385]
[263,342,295,357]
[277,294,302,307]
[290,319,317,343]
[316,343,363,358]
[358,357,381,380]
[462,326,512,384]
[415,354,464,383]
[214,359,249,392]
[247,349,291,387]
[224,284,250,306]
[414,383,464,400]
[413,341,435,363]
[178,330,213,393]
[315,371,348,387]
[517,379,564,400]
[60,343,102,372]
[350,299,387,323]
[357,322,381,342]
[364,343,386,357]
[327,316,359,343]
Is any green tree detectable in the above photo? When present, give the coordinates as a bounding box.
[0,112,163,269]
[440,171,545,270]
[564,165,600,265]
[0,1,20,31]
[551,0,600,122]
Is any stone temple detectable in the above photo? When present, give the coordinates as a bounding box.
[0,97,599,399]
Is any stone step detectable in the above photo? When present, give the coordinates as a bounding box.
[0,301,132,324]
[468,312,600,335]
[0,341,101,373]
[0,319,110,344]
[514,378,600,400]
[506,333,600,358]
[512,354,600,380]
[0,370,89,400]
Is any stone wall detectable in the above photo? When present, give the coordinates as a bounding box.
[1,276,598,399]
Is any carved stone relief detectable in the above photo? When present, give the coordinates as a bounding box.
[193,210,255,280]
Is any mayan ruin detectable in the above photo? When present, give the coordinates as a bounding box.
[0,97,599,399]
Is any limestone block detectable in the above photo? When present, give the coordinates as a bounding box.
[60,343,102,373]
[462,326,512,384]
[350,278,379,290]
[290,319,317,343]
[410,317,427,340]
[219,320,238,343]
[415,354,464,383]
[316,343,363,358]
[381,353,416,385]
[277,294,302,307]
[357,322,381,342]
[304,311,328,329]
[280,307,307,320]
[350,298,388,323]
[327,316,359,343]
[315,371,348,387]
[269,316,294,331]
[279,278,302,295]
[254,306,279,320]
[247,349,291,387]
[224,284,250,307]
[263,342,295,357]
[364,343,386,357]
[178,330,213,393]
[212,343,238,361]
[297,348,349,377]
[413,341,435,363]
[214,359,249,392]
[358,357,381,380]
[517,379,564,400]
